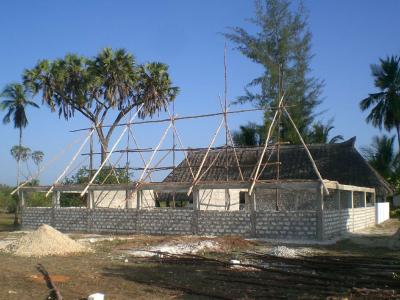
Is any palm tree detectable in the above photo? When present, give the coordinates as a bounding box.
[362,135,399,181]
[1,83,39,224]
[308,119,343,144]
[24,48,178,163]
[360,56,400,149]
[31,150,44,174]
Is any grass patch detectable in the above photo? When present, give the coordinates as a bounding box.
[0,212,16,232]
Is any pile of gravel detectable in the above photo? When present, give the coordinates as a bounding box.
[5,224,90,257]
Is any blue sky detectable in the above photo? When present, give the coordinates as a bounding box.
[0,0,399,185]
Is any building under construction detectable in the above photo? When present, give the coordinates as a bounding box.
[17,92,392,241]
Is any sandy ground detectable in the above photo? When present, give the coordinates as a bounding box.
[0,213,398,299]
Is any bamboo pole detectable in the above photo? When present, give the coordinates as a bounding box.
[165,106,195,179]
[11,133,86,195]
[187,117,225,195]
[80,104,144,197]
[45,128,94,197]
[283,106,329,195]
[69,107,291,133]
[196,151,222,183]
[129,127,155,181]
[248,94,285,196]
[128,126,158,200]
[136,122,172,184]
[100,151,125,185]
[218,95,244,181]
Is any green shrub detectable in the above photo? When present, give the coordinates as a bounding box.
[390,208,400,219]
[0,184,17,213]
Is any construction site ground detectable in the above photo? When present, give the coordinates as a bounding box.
[0,212,399,300]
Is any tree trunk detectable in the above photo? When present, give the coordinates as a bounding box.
[14,128,22,226]
[100,137,109,164]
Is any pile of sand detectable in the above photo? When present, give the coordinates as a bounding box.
[5,224,90,257]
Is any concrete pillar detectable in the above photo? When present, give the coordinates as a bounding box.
[52,191,61,208]
[316,183,324,241]
[193,188,199,210]
[225,189,230,211]
[192,188,200,234]
[126,190,133,208]
[336,188,342,234]
[363,192,367,208]
[337,189,341,210]
[20,191,25,208]
[250,189,257,237]
[136,190,142,210]
[351,190,354,232]
[87,191,94,209]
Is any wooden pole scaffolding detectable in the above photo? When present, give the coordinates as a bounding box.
[127,126,158,201]
[100,151,125,185]
[11,133,86,195]
[80,104,144,197]
[135,122,172,184]
[248,93,285,196]
[69,107,284,133]
[224,44,229,183]
[187,117,225,196]
[283,106,329,195]
[172,100,176,207]
[45,128,95,197]
[218,96,244,181]
[164,105,195,180]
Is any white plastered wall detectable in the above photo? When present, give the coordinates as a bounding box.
[198,188,247,210]
[94,190,132,208]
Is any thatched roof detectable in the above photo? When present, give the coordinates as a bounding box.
[163,137,393,196]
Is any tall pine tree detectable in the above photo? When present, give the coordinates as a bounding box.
[225,0,323,144]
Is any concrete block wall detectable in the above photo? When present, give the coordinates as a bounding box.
[197,211,252,236]
[53,208,88,232]
[21,206,376,240]
[323,209,352,238]
[21,207,52,228]
[353,207,375,230]
[323,206,376,239]
[138,209,193,235]
[91,209,138,234]
[256,211,317,240]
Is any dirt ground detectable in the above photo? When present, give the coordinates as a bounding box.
[0,212,399,300]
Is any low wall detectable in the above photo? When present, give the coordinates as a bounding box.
[22,206,377,240]
[22,207,317,239]
[256,211,317,240]
[197,211,252,236]
[376,202,390,224]
[323,207,376,239]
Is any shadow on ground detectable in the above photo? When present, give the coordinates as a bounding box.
[102,251,400,299]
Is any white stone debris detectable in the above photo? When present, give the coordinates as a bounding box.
[127,240,220,257]
[267,246,314,258]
